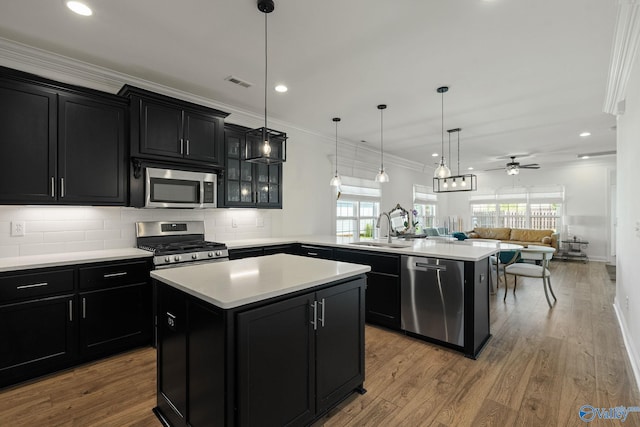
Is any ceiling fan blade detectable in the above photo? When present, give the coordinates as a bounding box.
[484,167,507,171]
[520,164,540,169]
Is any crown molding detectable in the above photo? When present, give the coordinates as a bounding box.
[0,36,427,174]
[604,0,640,115]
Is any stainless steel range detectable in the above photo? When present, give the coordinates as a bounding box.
[136,221,228,269]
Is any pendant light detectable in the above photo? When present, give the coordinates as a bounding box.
[375,104,390,183]
[433,127,478,192]
[244,0,287,164]
[330,117,342,187]
[433,86,451,179]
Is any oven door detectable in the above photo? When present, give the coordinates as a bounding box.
[145,167,216,208]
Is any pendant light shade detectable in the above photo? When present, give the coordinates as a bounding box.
[433,86,451,179]
[330,117,342,187]
[375,104,390,183]
[244,0,287,164]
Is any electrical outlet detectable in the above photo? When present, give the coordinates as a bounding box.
[232,218,238,228]
[11,221,25,237]
[626,296,630,311]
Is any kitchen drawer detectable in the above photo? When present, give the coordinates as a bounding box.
[0,269,74,303]
[79,261,150,290]
[333,248,399,275]
[299,245,333,259]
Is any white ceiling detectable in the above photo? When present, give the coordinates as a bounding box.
[0,0,618,174]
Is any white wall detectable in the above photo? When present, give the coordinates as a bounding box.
[441,161,615,262]
[614,42,640,390]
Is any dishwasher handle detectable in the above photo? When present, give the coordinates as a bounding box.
[413,262,447,272]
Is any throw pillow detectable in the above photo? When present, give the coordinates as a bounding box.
[541,236,552,244]
[468,232,479,238]
[452,232,467,241]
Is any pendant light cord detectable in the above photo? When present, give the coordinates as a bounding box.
[441,90,444,164]
[264,12,268,135]
[335,120,339,175]
[457,131,460,175]
[380,108,384,170]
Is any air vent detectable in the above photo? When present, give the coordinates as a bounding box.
[225,75,253,88]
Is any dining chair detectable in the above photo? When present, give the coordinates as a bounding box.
[504,245,556,307]
[489,249,521,292]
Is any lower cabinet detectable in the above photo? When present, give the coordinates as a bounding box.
[333,248,401,330]
[298,244,334,260]
[155,276,366,427]
[0,258,153,388]
[0,294,76,388]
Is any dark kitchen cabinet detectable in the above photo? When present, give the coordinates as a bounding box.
[78,260,152,357]
[119,85,228,168]
[228,247,264,260]
[154,275,365,427]
[222,125,282,208]
[0,257,153,388]
[229,244,298,260]
[299,244,334,260]
[0,267,76,388]
[333,248,401,330]
[0,66,127,206]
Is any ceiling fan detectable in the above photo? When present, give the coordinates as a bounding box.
[486,156,540,175]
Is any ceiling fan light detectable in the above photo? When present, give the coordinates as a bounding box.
[507,166,519,175]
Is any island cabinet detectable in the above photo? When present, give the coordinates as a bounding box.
[0,66,127,206]
[333,248,401,330]
[154,274,366,427]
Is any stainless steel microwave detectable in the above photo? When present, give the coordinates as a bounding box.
[145,167,216,208]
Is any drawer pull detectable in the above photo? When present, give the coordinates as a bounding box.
[17,282,48,290]
[103,272,128,278]
[307,252,319,256]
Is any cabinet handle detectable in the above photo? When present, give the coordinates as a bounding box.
[318,298,325,327]
[69,300,73,322]
[82,297,86,319]
[307,252,318,257]
[16,282,48,290]
[186,140,190,156]
[310,301,318,330]
[60,177,65,198]
[51,177,55,198]
[103,272,127,278]
[180,138,184,154]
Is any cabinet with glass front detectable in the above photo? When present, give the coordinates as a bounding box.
[222,124,282,208]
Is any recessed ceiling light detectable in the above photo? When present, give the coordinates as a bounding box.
[431,153,439,157]
[580,155,590,159]
[66,1,92,16]
[274,84,288,93]
[468,167,474,170]
[579,131,591,137]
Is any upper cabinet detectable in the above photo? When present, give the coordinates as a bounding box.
[223,124,282,208]
[119,85,229,168]
[0,67,127,206]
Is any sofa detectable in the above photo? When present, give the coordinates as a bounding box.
[466,227,559,250]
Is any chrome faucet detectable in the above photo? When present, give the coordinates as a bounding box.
[376,211,392,243]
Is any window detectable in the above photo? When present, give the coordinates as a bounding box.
[470,186,564,231]
[335,177,381,238]
[413,184,437,229]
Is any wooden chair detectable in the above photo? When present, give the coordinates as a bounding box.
[504,245,556,307]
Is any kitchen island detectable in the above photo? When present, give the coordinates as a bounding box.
[150,253,370,427]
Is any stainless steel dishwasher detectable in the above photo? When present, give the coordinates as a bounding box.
[401,255,464,346]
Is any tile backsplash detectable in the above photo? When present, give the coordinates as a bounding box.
[0,206,277,258]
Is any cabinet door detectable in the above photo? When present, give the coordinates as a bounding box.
[224,130,255,207]
[184,110,222,165]
[316,278,365,412]
[58,93,126,205]
[79,283,151,357]
[0,80,57,203]
[255,163,282,208]
[140,99,183,159]
[237,293,316,427]
[228,247,264,260]
[0,295,75,388]
[365,272,401,329]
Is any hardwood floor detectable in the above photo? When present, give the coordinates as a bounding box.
[1,261,638,426]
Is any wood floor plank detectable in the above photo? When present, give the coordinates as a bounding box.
[1,261,638,427]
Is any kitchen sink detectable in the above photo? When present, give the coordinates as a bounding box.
[348,241,412,249]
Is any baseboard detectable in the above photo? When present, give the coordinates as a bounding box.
[613,299,640,392]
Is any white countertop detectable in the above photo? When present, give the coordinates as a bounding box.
[227,236,501,262]
[0,248,152,272]
[151,253,371,309]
